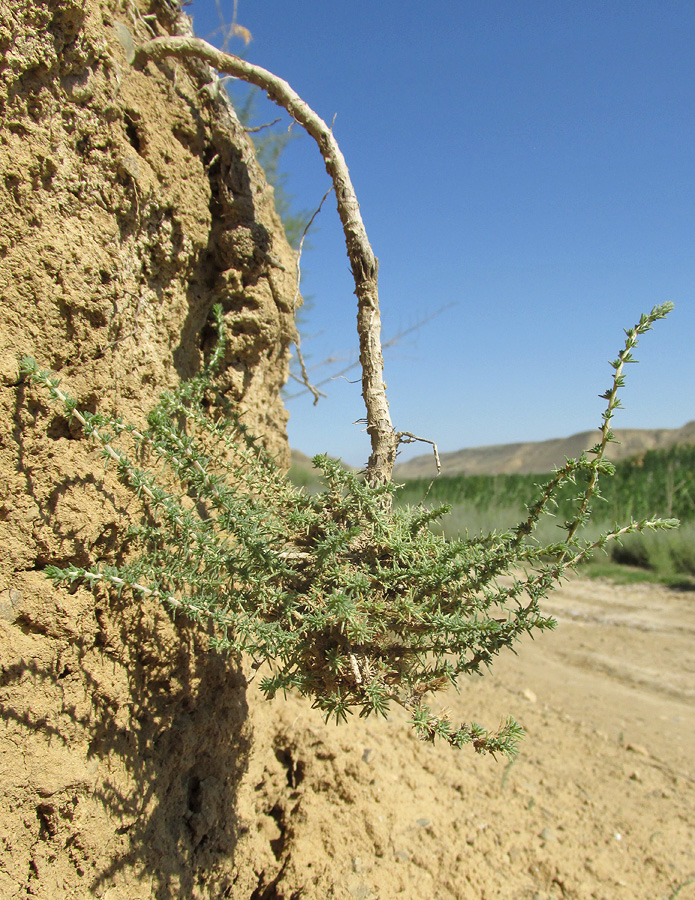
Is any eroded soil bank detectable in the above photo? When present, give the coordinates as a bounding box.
[1,1,298,896]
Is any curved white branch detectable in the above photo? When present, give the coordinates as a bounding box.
[136,35,399,483]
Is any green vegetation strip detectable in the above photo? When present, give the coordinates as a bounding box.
[392,445,695,583]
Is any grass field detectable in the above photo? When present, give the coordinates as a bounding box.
[395,445,695,586]
[289,445,695,586]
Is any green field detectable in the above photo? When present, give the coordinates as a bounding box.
[394,444,695,585]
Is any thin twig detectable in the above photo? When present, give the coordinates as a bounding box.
[382,304,455,351]
[288,186,334,405]
[283,305,453,401]
[293,186,333,311]
[289,355,326,405]
[212,0,251,50]
[244,117,282,133]
[396,431,443,503]
[397,432,442,475]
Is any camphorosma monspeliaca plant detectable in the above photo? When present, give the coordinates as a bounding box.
[20,301,677,756]
[22,19,679,753]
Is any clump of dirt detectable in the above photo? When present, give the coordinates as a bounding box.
[0,0,299,896]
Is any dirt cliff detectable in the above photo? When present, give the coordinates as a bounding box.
[0,1,298,896]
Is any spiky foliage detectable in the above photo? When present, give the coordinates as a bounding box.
[19,303,677,757]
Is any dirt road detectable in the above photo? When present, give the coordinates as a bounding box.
[236,577,695,899]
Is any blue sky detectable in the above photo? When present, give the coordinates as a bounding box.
[187,1,694,467]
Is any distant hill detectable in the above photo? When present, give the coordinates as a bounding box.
[391,422,695,479]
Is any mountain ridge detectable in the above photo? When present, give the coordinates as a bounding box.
[393,421,695,479]
[291,422,695,480]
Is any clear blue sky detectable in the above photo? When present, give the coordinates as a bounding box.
[188,1,694,467]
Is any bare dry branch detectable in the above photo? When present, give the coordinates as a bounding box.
[397,432,442,476]
[244,117,282,133]
[135,35,398,484]
[293,186,333,312]
[287,186,334,405]
[283,304,454,401]
[288,354,326,405]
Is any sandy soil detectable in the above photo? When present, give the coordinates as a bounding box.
[235,576,695,900]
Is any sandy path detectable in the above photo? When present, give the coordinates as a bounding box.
[236,577,695,899]
[493,578,695,778]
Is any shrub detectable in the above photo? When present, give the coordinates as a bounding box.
[20,304,677,757]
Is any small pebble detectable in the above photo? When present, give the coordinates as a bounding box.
[0,588,21,623]
[626,743,650,758]
[348,883,369,900]
[523,688,537,703]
